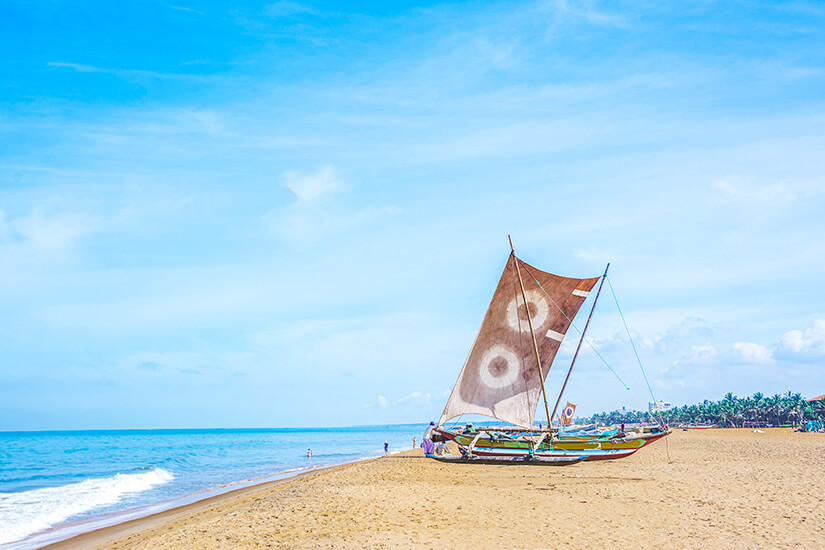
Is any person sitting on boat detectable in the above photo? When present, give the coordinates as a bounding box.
[464,423,477,434]
[423,421,436,454]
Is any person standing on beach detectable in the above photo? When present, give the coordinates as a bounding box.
[423,421,436,454]
[413,436,416,449]
[307,449,312,458]
[384,441,388,454]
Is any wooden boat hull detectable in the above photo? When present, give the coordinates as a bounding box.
[462,445,639,461]
[426,453,584,466]
[437,429,668,461]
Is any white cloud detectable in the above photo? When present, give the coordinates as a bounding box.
[39,281,274,332]
[265,164,399,243]
[366,390,447,410]
[713,174,797,203]
[172,109,222,135]
[5,209,99,255]
[649,317,715,354]
[0,211,9,241]
[691,343,717,360]
[264,166,394,242]
[397,391,422,403]
[780,319,825,352]
[474,37,522,70]
[732,342,773,364]
[674,343,718,366]
[171,6,205,15]
[283,166,343,205]
[552,0,631,29]
[397,391,436,405]
[264,2,319,18]
[47,61,104,73]
[775,319,825,362]
[47,61,207,81]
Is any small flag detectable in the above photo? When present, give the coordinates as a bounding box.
[561,402,577,426]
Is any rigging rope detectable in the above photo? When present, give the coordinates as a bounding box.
[521,265,630,391]
[606,275,657,404]
[522,264,661,426]
[606,275,666,429]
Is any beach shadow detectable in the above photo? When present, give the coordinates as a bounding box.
[382,455,428,459]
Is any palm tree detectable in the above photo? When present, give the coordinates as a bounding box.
[765,394,782,425]
[812,399,825,420]
[581,390,821,427]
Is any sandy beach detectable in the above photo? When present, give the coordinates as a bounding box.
[44,429,823,549]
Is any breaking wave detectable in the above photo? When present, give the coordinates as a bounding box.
[0,468,174,546]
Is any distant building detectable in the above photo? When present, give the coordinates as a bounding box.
[649,401,672,413]
[808,394,825,402]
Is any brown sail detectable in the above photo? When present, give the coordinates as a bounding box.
[438,254,599,428]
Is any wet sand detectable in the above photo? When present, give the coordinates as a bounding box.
[45,429,824,549]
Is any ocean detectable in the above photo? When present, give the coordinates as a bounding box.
[0,424,426,549]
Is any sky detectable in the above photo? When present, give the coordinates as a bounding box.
[1,0,824,430]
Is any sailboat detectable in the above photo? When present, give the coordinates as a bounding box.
[428,238,669,464]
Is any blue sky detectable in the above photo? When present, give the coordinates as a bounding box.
[1,1,824,430]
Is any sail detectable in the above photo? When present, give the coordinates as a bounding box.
[561,402,577,426]
[438,255,600,428]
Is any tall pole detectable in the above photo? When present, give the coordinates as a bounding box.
[509,235,552,430]
[550,263,610,424]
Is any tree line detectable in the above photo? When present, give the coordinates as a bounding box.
[581,392,825,428]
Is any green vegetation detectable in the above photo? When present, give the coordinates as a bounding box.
[581,392,825,427]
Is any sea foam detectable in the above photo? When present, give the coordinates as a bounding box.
[0,468,174,546]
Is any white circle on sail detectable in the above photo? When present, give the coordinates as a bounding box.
[478,345,520,388]
[506,289,549,331]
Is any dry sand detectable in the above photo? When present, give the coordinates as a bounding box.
[45,429,823,549]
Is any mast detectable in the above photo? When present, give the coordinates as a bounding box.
[550,263,610,425]
[509,235,552,429]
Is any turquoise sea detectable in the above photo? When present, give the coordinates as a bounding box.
[0,424,425,549]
